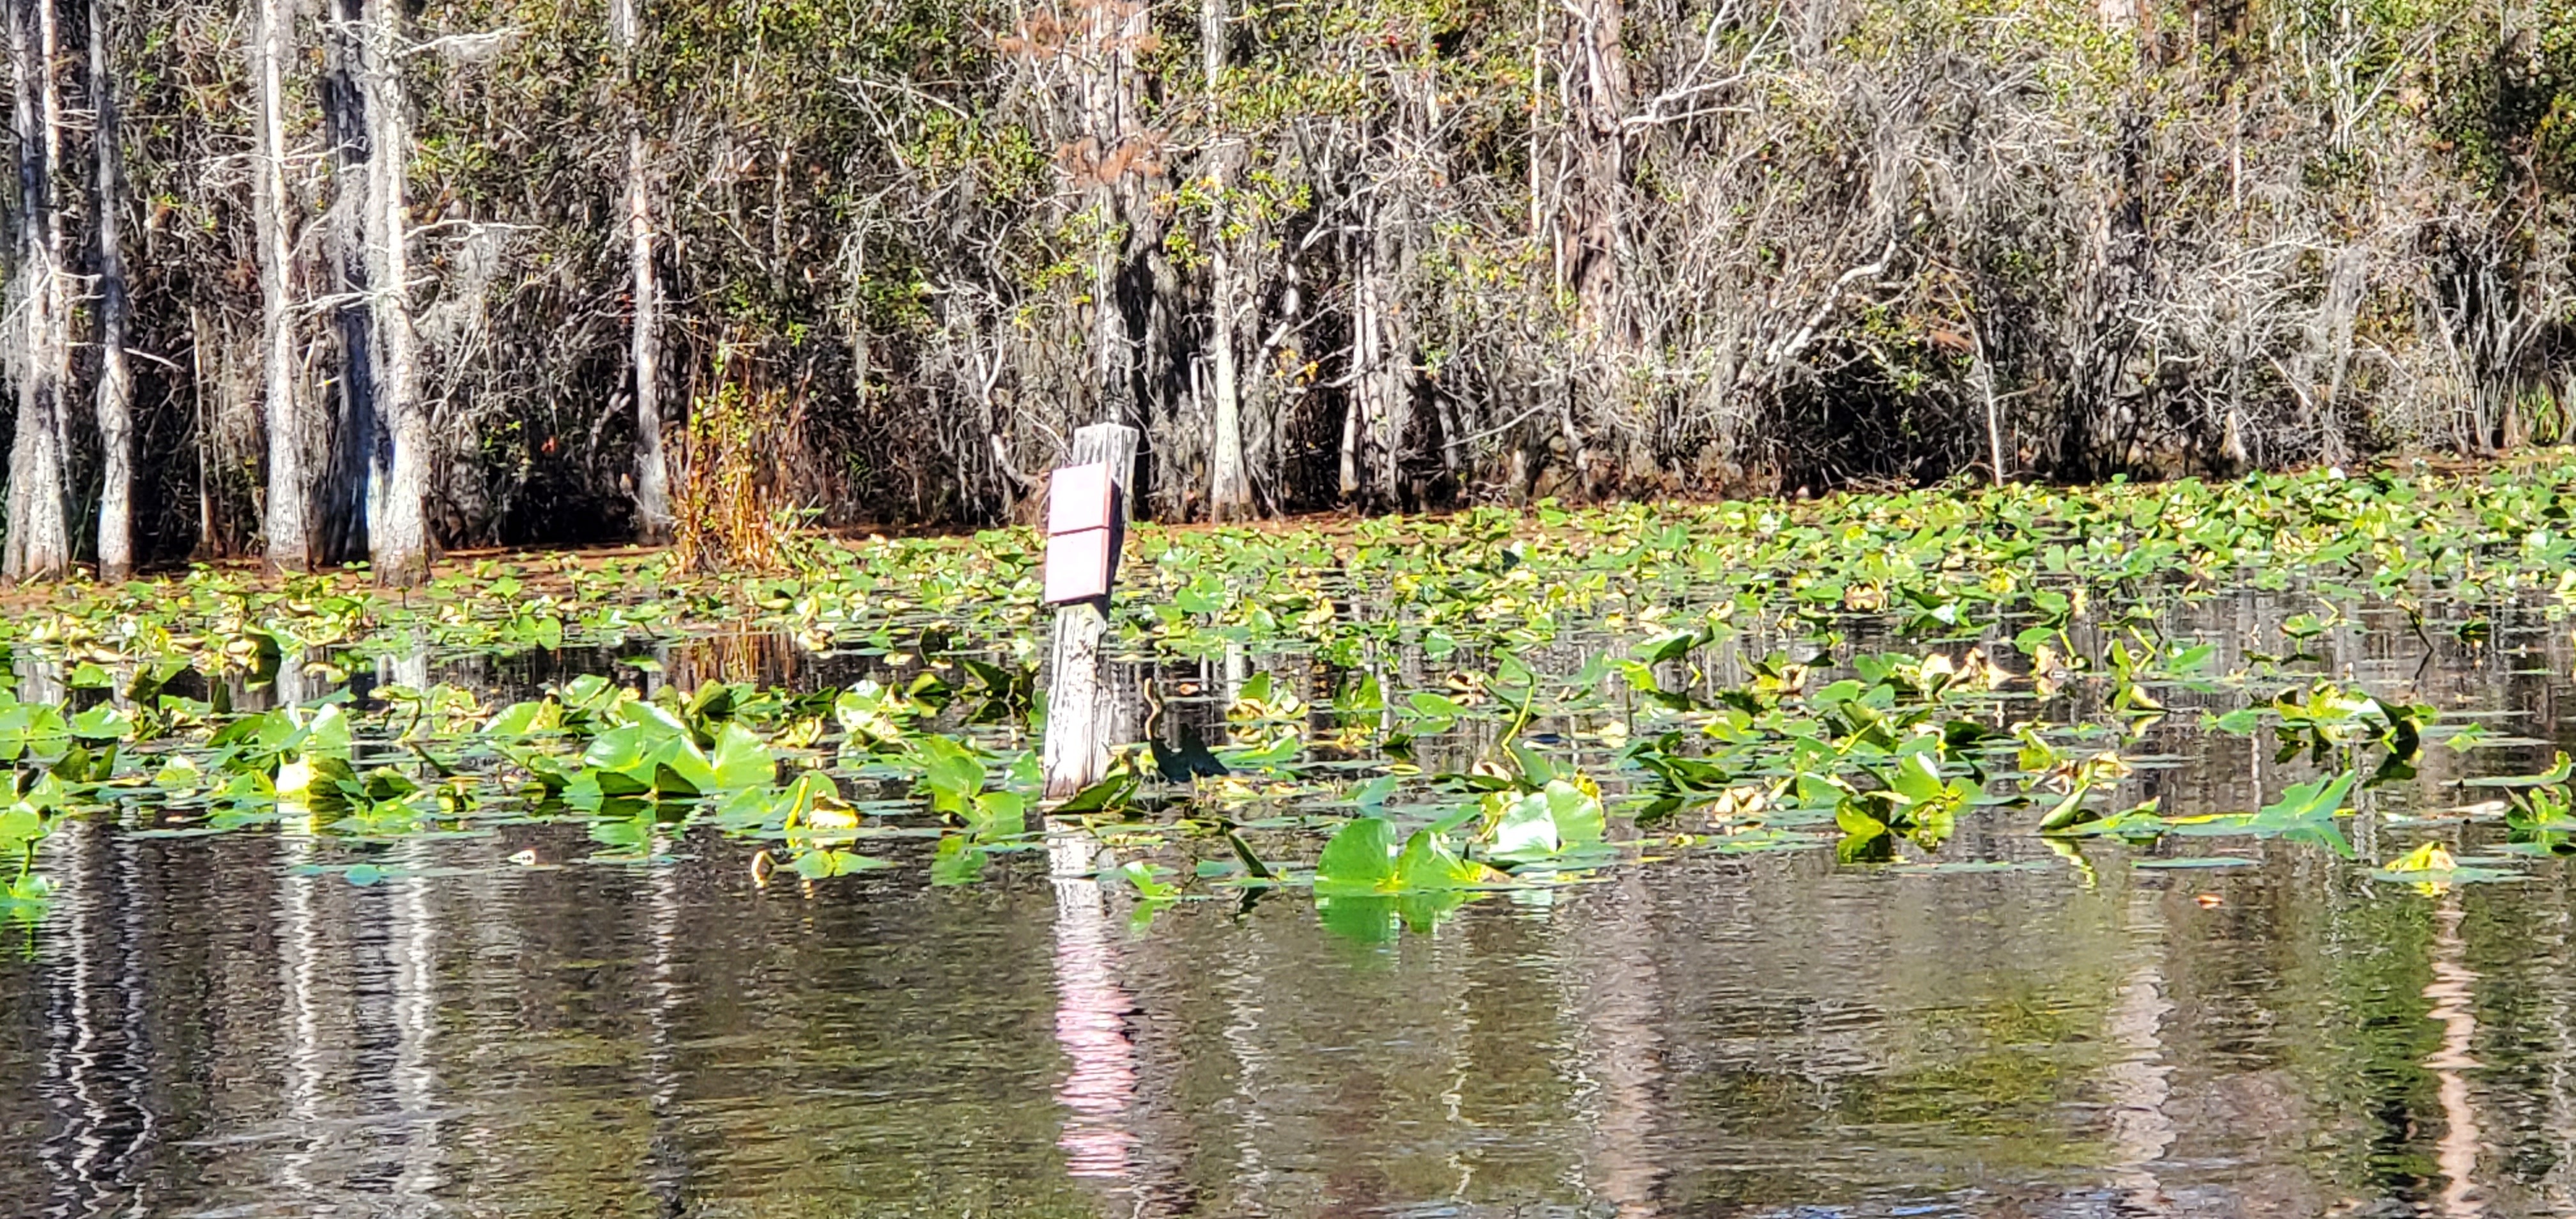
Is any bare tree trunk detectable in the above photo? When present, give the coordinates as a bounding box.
[1556,0,1628,491]
[1350,185,1411,509]
[1964,312,2003,485]
[1560,0,1629,330]
[613,0,670,542]
[319,0,376,564]
[188,305,220,558]
[1338,42,1437,511]
[1085,0,1152,438]
[1338,222,1372,502]
[4,0,72,583]
[1202,0,1249,521]
[89,0,133,580]
[253,0,312,572]
[361,0,428,585]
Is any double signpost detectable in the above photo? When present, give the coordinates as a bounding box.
[1040,424,1139,801]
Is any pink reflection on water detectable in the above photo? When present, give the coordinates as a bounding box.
[1053,836,1138,1181]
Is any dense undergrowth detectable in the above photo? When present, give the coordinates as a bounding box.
[22,0,2575,572]
[8,457,2576,936]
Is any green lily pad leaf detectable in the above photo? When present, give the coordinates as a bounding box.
[69,705,134,742]
[620,698,695,742]
[2253,771,2358,827]
[970,790,1027,836]
[1491,793,1561,859]
[583,724,653,776]
[1313,816,1399,894]
[2368,841,2523,884]
[1052,769,1138,814]
[1404,693,1464,733]
[150,755,206,792]
[486,699,562,739]
[2206,707,2264,734]
[1632,629,1697,665]
[0,804,47,847]
[648,737,719,795]
[1393,829,1485,891]
[930,836,989,885]
[1216,735,1301,769]
[1349,774,1399,808]
[1112,859,1181,898]
[302,704,353,756]
[913,735,987,815]
[1484,780,1607,864]
[2464,751,2573,788]
[4,873,56,905]
[710,723,775,790]
[1888,753,1949,804]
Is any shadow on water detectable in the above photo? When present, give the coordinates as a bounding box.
[10,585,2576,1216]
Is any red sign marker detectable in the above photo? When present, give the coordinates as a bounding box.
[1048,462,1116,535]
[1045,528,1114,605]
[1044,461,1121,605]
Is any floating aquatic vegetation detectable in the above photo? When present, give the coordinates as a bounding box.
[2370,839,2524,891]
[11,462,2576,936]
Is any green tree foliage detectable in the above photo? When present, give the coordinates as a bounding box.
[0,0,2569,574]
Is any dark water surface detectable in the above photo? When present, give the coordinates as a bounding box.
[10,593,2576,1217]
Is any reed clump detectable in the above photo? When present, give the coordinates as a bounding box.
[670,379,794,574]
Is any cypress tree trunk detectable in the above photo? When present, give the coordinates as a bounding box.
[1560,0,1628,331]
[1202,0,1250,521]
[89,0,133,581]
[1085,0,1149,435]
[253,0,312,572]
[320,0,378,564]
[612,0,670,543]
[1555,0,1625,492]
[1350,204,1409,509]
[1336,41,1423,512]
[361,0,428,585]
[4,0,72,583]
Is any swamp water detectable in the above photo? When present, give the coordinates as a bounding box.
[6,478,2576,1216]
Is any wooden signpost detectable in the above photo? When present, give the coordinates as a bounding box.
[1041,424,1138,799]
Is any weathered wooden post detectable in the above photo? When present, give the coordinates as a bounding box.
[1041,424,1139,799]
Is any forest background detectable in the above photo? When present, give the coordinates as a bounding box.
[0,0,2570,584]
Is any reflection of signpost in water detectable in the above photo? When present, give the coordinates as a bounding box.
[1039,427,1146,1193]
[1041,424,1138,799]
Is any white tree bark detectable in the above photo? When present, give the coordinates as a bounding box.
[1085,0,1149,429]
[612,0,670,542]
[254,0,311,572]
[361,0,429,585]
[1344,234,1374,500]
[1202,0,1249,521]
[4,0,71,583]
[1349,201,1409,508]
[91,0,134,581]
